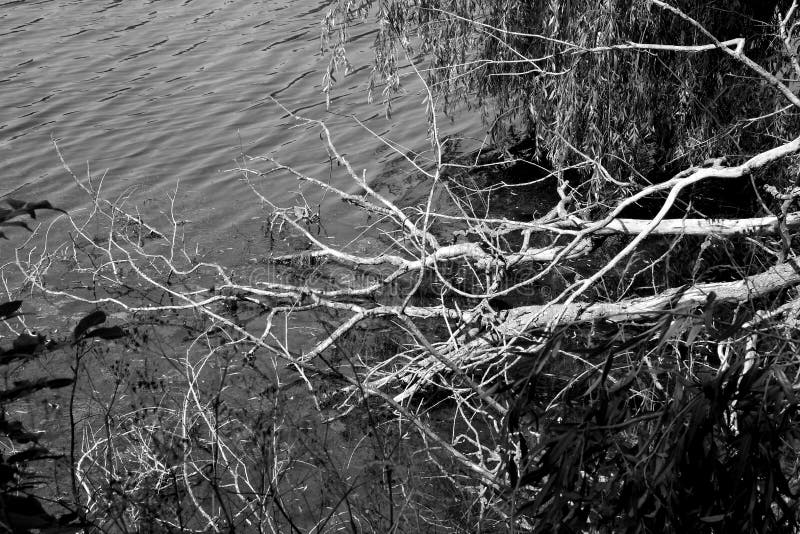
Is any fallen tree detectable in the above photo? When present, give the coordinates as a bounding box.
[12,1,800,532]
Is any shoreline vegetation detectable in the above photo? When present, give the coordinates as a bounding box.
[5,1,800,532]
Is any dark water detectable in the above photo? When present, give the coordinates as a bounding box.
[1,0,480,256]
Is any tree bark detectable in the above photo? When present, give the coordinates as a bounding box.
[494,261,800,334]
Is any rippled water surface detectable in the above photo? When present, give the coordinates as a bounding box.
[2,5,490,519]
[1,0,479,255]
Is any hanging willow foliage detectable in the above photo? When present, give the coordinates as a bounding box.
[323,1,799,190]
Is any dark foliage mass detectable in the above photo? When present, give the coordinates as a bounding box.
[327,0,799,190]
[513,344,800,532]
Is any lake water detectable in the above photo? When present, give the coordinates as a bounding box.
[0,4,491,527]
[0,0,483,260]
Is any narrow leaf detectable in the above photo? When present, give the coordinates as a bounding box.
[0,220,32,232]
[5,198,27,210]
[7,446,51,464]
[5,198,67,219]
[44,378,74,389]
[73,310,106,340]
[0,300,22,319]
[86,326,126,340]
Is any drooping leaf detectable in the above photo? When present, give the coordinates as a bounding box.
[85,325,126,340]
[73,310,106,341]
[5,198,67,219]
[29,199,65,213]
[0,300,22,319]
[43,378,74,389]
[0,420,39,444]
[6,198,38,219]
[0,220,32,232]
[6,446,51,464]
